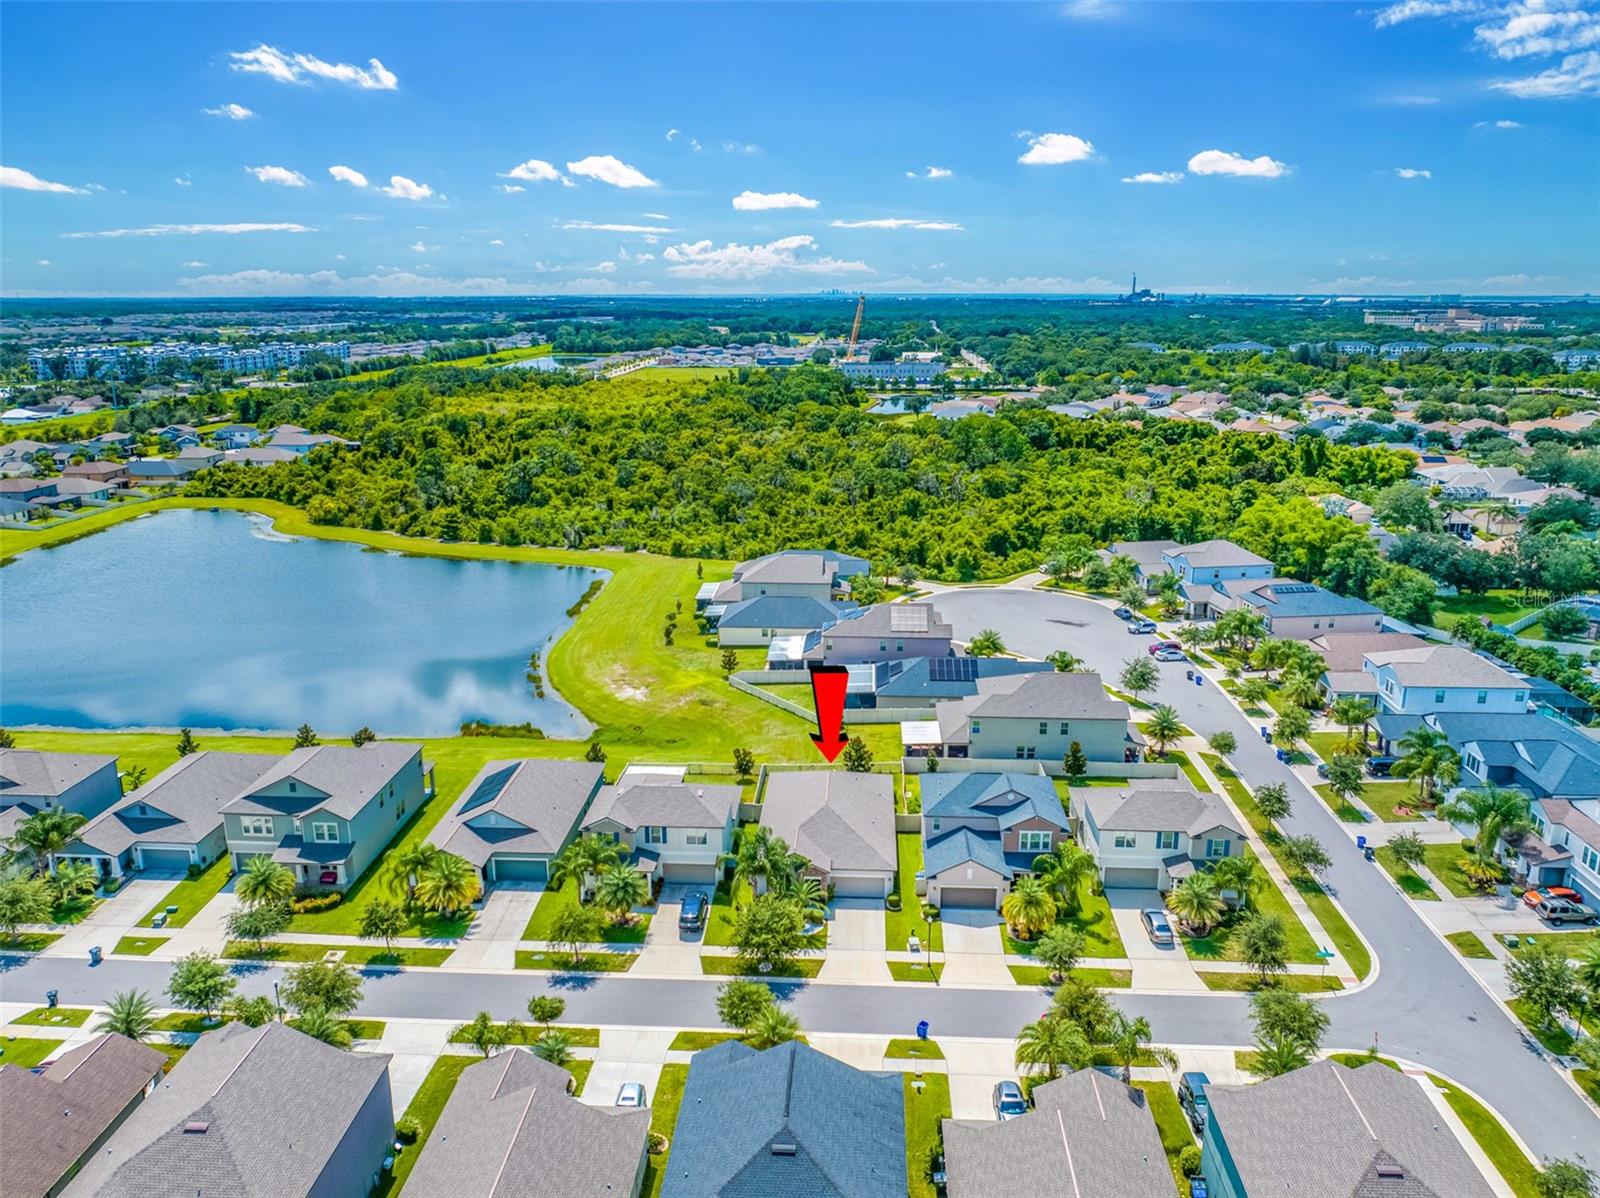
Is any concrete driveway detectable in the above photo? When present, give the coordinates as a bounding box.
[943,1038,1020,1120]
[635,884,706,976]
[938,909,1013,987]
[819,898,891,983]
[1109,889,1206,992]
[449,883,543,970]
[47,874,182,958]
[579,1027,675,1109]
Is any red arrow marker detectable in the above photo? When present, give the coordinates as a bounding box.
[808,663,850,762]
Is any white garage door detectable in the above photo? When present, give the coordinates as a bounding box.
[939,886,998,909]
[662,862,717,883]
[832,873,888,898]
[1104,867,1161,889]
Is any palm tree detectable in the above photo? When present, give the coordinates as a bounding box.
[594,865,649,925]
[1105,1012,1178,1083]
[1166,873,1225,935]
[1392,727,1461,807]
[1210,856,1263,913]
[97,989,157,1040]
[789,876,828,926]
[1155,572,1183,616]
[454,1011,520,1057]
[1014,1013,1091,1081]
[292,1005,353,1049]
[1279,671,1324,713]
[1031,842,1096,917]
[532,1030,574,1066]
[1437,786,1533,864]
[548,834,622,903]
[53,860,99,902]
[1238,678,1273,710]
[747,1005,802,1048]
[385,842,441,904]
[1001,876,1057,940]
[9,808,86,875]
[728,825,778,901]
[414,852,480,918]
[1575,940,1600,998]
[966,629,1005,657]
[235,856,295,908]
[1144,705,1184,757]
[1328,697,1377,749]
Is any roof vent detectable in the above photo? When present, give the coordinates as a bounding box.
[770,1141,798,1156]
[1375,1166,1405,1179]
[183,1120,211,1134]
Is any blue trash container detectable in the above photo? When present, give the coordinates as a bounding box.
[1260,727,1271,741]
[916,1020,930,1040]
[1356,836,1367,851]
[88,945,102,966]
[45,989,58,1008]
[1275,749,1287,762]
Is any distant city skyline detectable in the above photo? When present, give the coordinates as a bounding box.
[2,1,1597,298]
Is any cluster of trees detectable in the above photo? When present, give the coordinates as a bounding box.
[997,841,1099,944]
[1453,619,1600,711]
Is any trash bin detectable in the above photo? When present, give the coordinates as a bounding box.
[88,946,102,966]
[1356,836,1367,851]
[916,1020,930,1040]
[1260,726,1271,741]
[1275,749,1287,762]
[45,989,58,1009]
[1194,675,1203,687]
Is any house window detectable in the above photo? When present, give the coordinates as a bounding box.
[1515,691,1526,703]
[895,641,904,653]
[1156,831,1179,851]
[970,720,981,736]
[1434,689,1446,704]
[1039,721,1049,735]
[1476,690,1488,705]
[1059,722,1070,736]
[310,822,340,844]
[239,816,275,838]
[686,832,708,846]
[288,782,297,794]
[1205,839,1232,859]
[1015,746,1035,759]
[879,641,888,652]
[1113,834,1137,849]
[644,826,667,845]
[931,818,941,832]
[1583,846,1599,873]
[1017,830,1052,853]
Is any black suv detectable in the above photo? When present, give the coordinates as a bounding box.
[678,891,709,932]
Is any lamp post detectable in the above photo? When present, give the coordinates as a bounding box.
[927,912,938,987]
[272,981,282,1022]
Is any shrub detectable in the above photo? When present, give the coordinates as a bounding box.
[921,902,940,921]
[648,1132,669,1156]
[1179,1146,1202,1177]
[885,893,902,912]
[101,876,122,895]
[394,1117,421,1144]
[290,891,344,914]
[185,863,204,880]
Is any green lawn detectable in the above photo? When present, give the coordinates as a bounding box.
[1497,928,1600,956]
[1009,964,1132,988]
[1200,972,1344,992]
[885,1038,945,1061]
[515,949,639,972]
[1420,842,1495,898]
[1306,731,1360,763]
[1427,1073,1540,1198]
[1330,1051,1402,1071]
[447,1023,600,1047]
[699,955,823,978]
[383,1054,474,1197]
[48,895,102,925]
[1133,1081,1197,1194]
[150,1012,216,1033]
[1002,879,1124,958]
[1445,930,1495,959]
[0,933,62,953]
[703,879,743,947]
[150,1042,189,1072]
[1507,998,1600,1055]
[1374,847,1440,900]
[1432,589,1544,630]
[12,1007,91,1027]
[1181,861,1323,966]
[346,1019,387,1040]
[524,878,653,943]
[1575,1069,1600,1105]
[904,1073,953,1198]
[113,934,169,955]
[1356,782,1429,823]
[886,833,942,956]
[566,1058,594,1096]
[139,856,232,928]
[888,961,944,983]
[642,1063,690,1198]
[1312,784,1371,823]
[0,1037,62,1068]
[668,1030,739,1051]
[221,942,455,967]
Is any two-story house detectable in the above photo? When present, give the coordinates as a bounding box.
[220,744,432,890]
[702,549,867,647]
[427,759,603,888]
[1363,646,1526,716]
[1161,539,1275,618]
[580,777,740,885]
[1099,539,1180,590]
[931,671,1133,763]
[0,749,122,845]
[921,773,1068,910]
[1073,779,1247,890]
[767,601,955,668]
[1232,579,1384,639]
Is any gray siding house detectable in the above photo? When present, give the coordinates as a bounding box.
[758,771,897,898]
[427,759,604,887]
[220,743,432,890]
[581,777,739,885]
[805,602,953,665]
[934,671,1132,763]
[1075,780,1248,890]
[0,749,122,826]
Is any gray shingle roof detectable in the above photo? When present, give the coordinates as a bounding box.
[718,594,848,630]
[922,772,1066,830]
[1313,633,1427,672]
[1238,580,1382,619]
[68,752,278,859]
[661,1041,905,1198]
[1167,539,1272,569]
[1082,779,1244,838]
[427,759,603,868]
[1205,1061,1496,1198]
[0,749,117,804]
[1105,539,1180,568]
[924,826,1011,879]
[62,1022,392,1198]
[404,1049,648,1198]
[1363,646,1522,690]
[758,771,896,875]
[966,671,1128,721]
[942,1070,1173,1198]
[738,552,833,586]
[219,743,420,819]
[1,1034,167,1198]
[820,602,951,639]
[583,780,740,832]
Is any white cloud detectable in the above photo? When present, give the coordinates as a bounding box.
[592,260,618,273]
[496,184,525,194]
[559,220,679,233]
[665,128,703,151]
[1374,0,1487,28]
[381,175,435,201]
[408,240,428,252]
[174,175,192,187]
[182,260,207,268]
[566,155,658,188]
[229,43,398,89]
[501,158,563,183]
[36,259,50,267]
[1475,117,1525,127]
[246,164,309,187]
[905,166,954,179]
[204,102,256,120]
[732,190,820,210]
[1381,93,1442,105]
[1395,167,1433,178]
[64,222,315,238]
[328,164,368,188]
[489,238,504,246]
[723,141,761,154]
[829,218,963,231]
[1476,4,1600,59]
[1187,149,1288,177]
[1017,132,1095,165]
[1062,0,1117,18]
[663,234,869,279]
[643,212,669,220]
[1121,170,1184,184]
[1492,49,1600,95]
[1,166,89,194]
[635,252,655,262]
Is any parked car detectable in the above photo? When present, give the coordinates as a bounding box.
[678,890,709,932]
[1523,885,1582,909]
[615,1082,647,1107]
[1178,1071,1212,1131]
[992,1080,1027,1121]
[1363,756,1397,778]
[1154,648,1187,663]
[1128,619,1157,634]
[1141,908,1176,946]
[1315,762,1330,779]
[1113,606,1134,620]
[1147,640,1182,656]
[1533,897,1599,926]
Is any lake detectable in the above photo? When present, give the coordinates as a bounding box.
[0,509,605,737]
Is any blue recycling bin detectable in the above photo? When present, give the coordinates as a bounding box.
[1275,749,1287,762]
[1194,674,1203,687]
[916,1020,930,1040]
[45,989,58,1008]
[1260,726,1271,741]
[88,945,102,966]
[1356,836,1367,851]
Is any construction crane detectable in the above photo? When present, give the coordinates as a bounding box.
[845,294,866,360]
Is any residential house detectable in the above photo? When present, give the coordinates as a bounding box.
[0,438,53,467]
[1417,463,1576,512]
[268,429,357,455]
[152,424,200,449]
[0,477,74,517]
[1363,646,1526,716]
[404,1049,649,1198]
[55,751,278,881]
[210,423,265,449]
[0,750,122,843]
[662,1040,905,1198]
[125,458,205,486]
[1100,539,1180,589]
[861,656,1052,710]
[62,459,129,486]
[698,548,869,610]
[1200,1060,1495,1198]
[581,776,740,885]
[91,431,136,456]
[795,602,955,666]
[1311,632,1427,703]
[427,759,603,887]
[175,445,224,468]
[1527,794,1600,907]
[1232,579,1384,639]
[226,446,298,467]
[942,1070,1173,1198]
[717,595,854,648]
[1161,540,1276,617]
[932,671,1132,763]
[921,772,1068,910]
[1074,779,1247,890]
[0,1034,167,1198]
[50,477,116,503]
[62,1022,394,1198]
[758,771,897,897]
[1316,493,1375,525]
[1208,340,1275,355]
[220,743,432,890]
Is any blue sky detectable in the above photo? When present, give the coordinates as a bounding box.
[2,1,1597,298]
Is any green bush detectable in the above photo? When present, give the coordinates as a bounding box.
[394,1117,420,1144]
[290,891,344,914]
[1179,1146,1202,1176]
[921,902,940,921]
[885,893,902,912]
[101,876,122,895]
[185,863,204,880]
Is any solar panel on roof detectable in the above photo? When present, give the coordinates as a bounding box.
[459,763,519,814]
[889,606,930,633]
[929,657,979,682]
